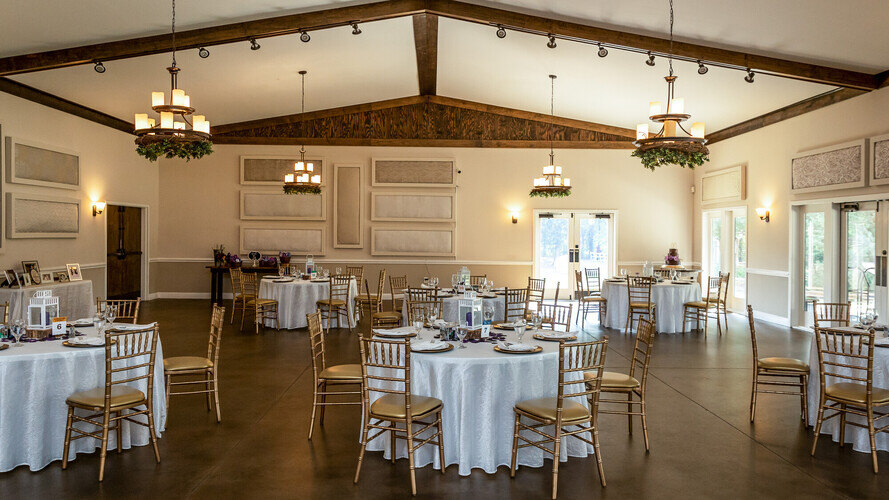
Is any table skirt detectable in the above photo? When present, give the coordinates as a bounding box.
[260,279,358,329]
[601,280,702,333]
[0,280,95,324]
[401,295,505,326]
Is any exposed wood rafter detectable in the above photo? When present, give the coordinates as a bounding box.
[413,13,439,96]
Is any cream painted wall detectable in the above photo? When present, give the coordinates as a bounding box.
[693,86,889,320]
[155,145,695,295]
[0,93,160,298]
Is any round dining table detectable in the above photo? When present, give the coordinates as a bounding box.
[600,278,702,333]
[366,328,594,476]
[401,292,505,325]
[0,324,166,472]
[259,277,359,329]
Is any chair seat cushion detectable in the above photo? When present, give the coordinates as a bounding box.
[370,394,442,419]
[355,294,378,302]
[249,298,277,306]
[319,363,362,381]
[825,382,889,404]
[585,370,640,390]
[684,301,709,308]
[67,385,146,408]
[373,311,403,320]
[317,299,347,307]
[707,297,725,304]
[757,357,808,372]
[514,397,590,424]
[581,296,606,302]
[629,302,654,308]
[164,356,213,371]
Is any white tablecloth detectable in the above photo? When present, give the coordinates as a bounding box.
[0,325,166,472]
[601,279,702,333]
[259,278,358,329]
[401,294,505,326]
[366,329,593,476]
[0,280,95,323]
[807,332,889,453]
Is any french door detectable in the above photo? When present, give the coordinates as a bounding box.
[702,207,747,310]
[533,210,617,300]
[840,202,887,322]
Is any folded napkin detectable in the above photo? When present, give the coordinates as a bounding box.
[497,341,535,351]
[875,337,889,347]
[373,326,416,337]
[108,322,157,331]
[536,331,576,339]
[494,322,517,328]
[73,318,94,325]
[69,337,104,346]
[412,340,446,351]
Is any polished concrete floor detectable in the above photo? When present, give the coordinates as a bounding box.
[2,299,887,499]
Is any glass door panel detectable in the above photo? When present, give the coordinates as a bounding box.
[803,212,826,326]
[733,213,747,302]
[707,215,722,276]
[535,214,571,297]
[845,208,876,321]
[577,215,610,282]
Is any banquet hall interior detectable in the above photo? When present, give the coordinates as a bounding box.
[2,0,889,498]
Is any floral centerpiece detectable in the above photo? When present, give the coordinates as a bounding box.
[664,248,680,266]
[279,252,291,264]
[212,244,226,267]
[227,254,242,268]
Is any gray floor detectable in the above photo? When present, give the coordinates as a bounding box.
[1,299,887,499]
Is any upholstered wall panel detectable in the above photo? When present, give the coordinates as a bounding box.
[240,156,324,185]
[371,228,455,256]
[372,193,455,221]
[701,165,745,205]
[239,191,324,220]
[372,158,455,186]
[5,138,79,189]
[334,164,362,248]
[791,140,866,193]
[870,133,889,186]
[240,227,324,255]
[7,193,79,238]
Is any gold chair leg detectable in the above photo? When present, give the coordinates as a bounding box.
[681,307,687,334]
[390,422,397,464]
[98,411,110,481]
[115,412,123,453]
[230,298,237,325]
[62,407,74,470]
[799,375,808,426]
[147,405,161,463]
[213,371,222,422]
[640,397,650,452]
[750,370,758,422]
[165,374,172,415]
[308,384,319,440]
[592,419,606,487]
[551,428,561,500]
[868,406,878,473]
[839,404,846,446]
[625,310,631,333]
[407,422,418,496]
[627,392,634,435]
[436,413,445,474]
[811,396,827,456]
[318,381,327,425]
[354,418,370,484]
[206,372,213,411]
[510,413,520,477]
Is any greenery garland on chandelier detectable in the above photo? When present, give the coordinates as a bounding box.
[529,187,571,198]
[136,139,213,162]
[632,147,708,171]
[283,183,322,195]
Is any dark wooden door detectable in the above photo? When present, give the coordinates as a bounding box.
[106,205,142,299]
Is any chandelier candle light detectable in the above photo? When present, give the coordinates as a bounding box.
[530,75,571,198]
[283,70,322,195]
[133,0,212,162]
[632,0,709,171]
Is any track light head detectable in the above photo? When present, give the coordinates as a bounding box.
[300,31,311,43]
[351,23,362,35]
[249,38,261,50]
[597,43,608,57]
[645,51,656,66]
[198,47,210,58]
[745,68,755,83]
[93,61,106,73]
[495,25,506,38]
[697,60,708,74]
[546,34,557,49]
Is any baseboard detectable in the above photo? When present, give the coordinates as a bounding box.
[752,309,790,327]
[148,292,233,300]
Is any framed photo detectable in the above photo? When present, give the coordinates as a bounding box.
[4,269,16,287]
[66,263,83,281]
[54,271,69,283]
[40,272,53,283]
[22,260,39,275]
[21,272,31,286]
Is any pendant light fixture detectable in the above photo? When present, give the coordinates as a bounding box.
[283,70,322,195]
[530,75,571,198]
[632,0,709,171]
[134,0,212,162]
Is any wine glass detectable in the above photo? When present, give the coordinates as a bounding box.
[431,277,439,289]
[455,326,467,348]
[515,320,527,344]
[620,268,627,278]
[483,303,494,325]
[106,305,117,327]
[336,267,343,276]
[413,311,425,339]
[451,274,459,290]
[530,312,542,334]
[11,320,25,347]
[278,267,285,277]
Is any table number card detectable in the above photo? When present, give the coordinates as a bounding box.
[52,316,67,336]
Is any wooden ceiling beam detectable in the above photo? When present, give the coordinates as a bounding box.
[413,13,439,95]
[212,136,634,149]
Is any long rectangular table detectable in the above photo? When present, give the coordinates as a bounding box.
[0,280,95,322]
[206,265,278,304]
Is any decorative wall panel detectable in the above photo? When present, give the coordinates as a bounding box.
[701,165,746,205]
[371,227,455,257]
[791,140,866,193]
[372,158,455,187]
[333,163,363,248]
[869,133,889,186]
[6,193,79,239]
[371,193,455,222]
[240,156,324,185]
[240,227,324,255]
[5,137,80,189]
[239,190,325,220]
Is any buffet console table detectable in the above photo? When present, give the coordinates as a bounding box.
[205,266,279,304]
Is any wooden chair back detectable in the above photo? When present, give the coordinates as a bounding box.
[469,275,487,288]
[207,304,225,366]
[814,326,876,396]
[539,303,573,332]
[229,268,244,296]
[329,275,352,302]
[628,317,656,391]
[627,276,655,305]
[407,300,443,324]
[528,277,546,308]
[406,287,436,302]
[307,311,327,379]
[747,305,760,362]
[372,269,387,297]
[0,301,8,323]
[278,263,293,275]
[812,301,851,328]
[241,272,260,296]
[557,339,609,421]
[574,270,587,299]
[719,272,731,304]
[359,337,414,417]
[347,266,365,287]
[584,268,602,295]
[103,323,159,410]
[97,298,142,324]
[504,287,529,321]
[705,276,721,302]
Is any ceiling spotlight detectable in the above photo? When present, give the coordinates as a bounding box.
[300,31,311,43]
[496,25,506,38]
[546,34,557,49]
[697,60,708,74]
[597,43,608,57]
[745,68,755,83]
[198,47,210,58]
[93,61,106,73]
[351,23,361,35]
[249,38,261,50]
[645,51,656,66]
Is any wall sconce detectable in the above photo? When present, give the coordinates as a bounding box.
[755,207,770,223]
[91,201,106,217]
[511,212,519,224]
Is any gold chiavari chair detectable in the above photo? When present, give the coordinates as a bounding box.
[593,317,655,451]
[528,277,546,313]
[228,267,251,325]
[355,337,445,496]
[240,273,279,334]
[504,287,529,322]
[811,326,889,473]
[96,298,141,324]
[317,275,353,334]
[0,301,9,323]
[681,275,722,336]
[469,275,487,288]
[164,304,225,422]
[347,266,365,287]
[511,338,608,498]
[366,279,403,331]
[406,287,437,303]
[408,299,443,325]
[576,270,606,328]
[355,269,387,322]
[747,305,809,426]
[812,300,851,328]
[279,262,294,276]
[706,272,730,330]
[539,303,573,332]
[626,276,656,333]
[389,275,408,313]
[306,310,362,439]
[62,323,161,481]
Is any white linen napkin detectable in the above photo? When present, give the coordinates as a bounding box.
[875,337,889,347]
[412,340,446,351]
[536,330,576,339]
[108,322,157,331]
[70,337,104,346]
[497,341,535,351]
[73,318,93,325]
[373,326,416,337]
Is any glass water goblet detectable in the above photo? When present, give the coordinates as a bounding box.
[11,323,24,347]
[278,267,285,277]
[514,320,527,344]
[106,305,117,325]
[483,303,494,324]
[456,326,467,348]
[336,267,343,276]
[431,277,439,288]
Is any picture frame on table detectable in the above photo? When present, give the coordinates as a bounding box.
[20,272,31,287]
[22,260,41,285]
[66,263,83,281]
[3,269,16,287]
[54,271,69,283]
[41,272,53,283]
